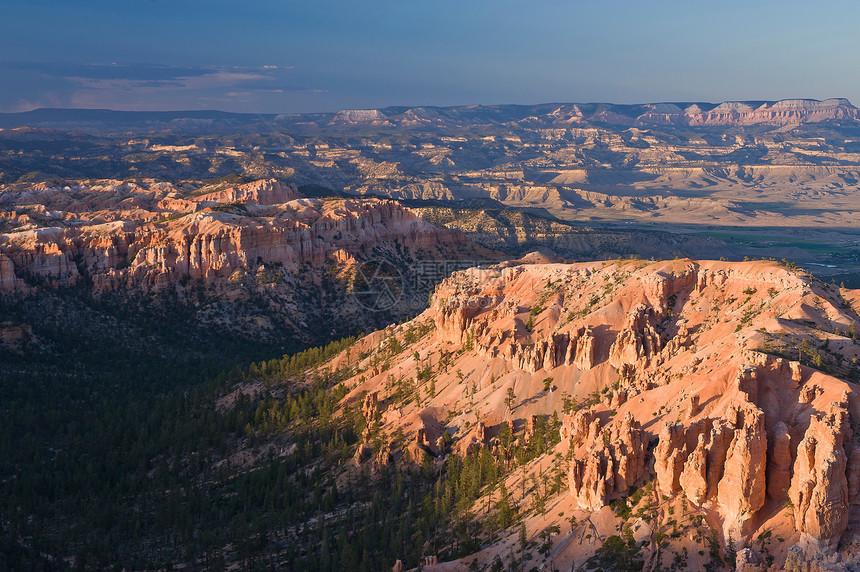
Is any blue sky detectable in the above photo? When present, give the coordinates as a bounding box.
[2,0,858,113]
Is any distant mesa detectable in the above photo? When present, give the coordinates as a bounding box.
[681,98,858,126]
[1,98,856,130]
[330,109,393,126]
[331,98,859,128]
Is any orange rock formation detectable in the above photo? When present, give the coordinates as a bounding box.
[338,258,860,569]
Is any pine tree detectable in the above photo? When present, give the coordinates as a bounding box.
[497,482,515,528]
[505,387,516,414]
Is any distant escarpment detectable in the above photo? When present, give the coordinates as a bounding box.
[3,98,855,132]
[325,258,860,570]
[580,98,859,127]
[415,205,736,260]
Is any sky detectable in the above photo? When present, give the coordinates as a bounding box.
[1,0,859,114]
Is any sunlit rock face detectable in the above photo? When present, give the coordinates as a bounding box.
[338,257,860,569]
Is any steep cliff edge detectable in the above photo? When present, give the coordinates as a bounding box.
[323,258,860,570]
[0,178,499,349]
[0,178,468,291]
[0,197,466,291]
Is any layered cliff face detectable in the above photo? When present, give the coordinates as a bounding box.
[0,178,498,347]
[0,180,471,292]
[684,98,859,127]
[326,258,860,570]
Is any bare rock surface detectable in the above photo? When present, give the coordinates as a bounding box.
[323,257,860,570]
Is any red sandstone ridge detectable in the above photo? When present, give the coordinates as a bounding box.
[0,179,483,292]
[0,178,500,346]
[191,179,300,206]
[323,258,860,570]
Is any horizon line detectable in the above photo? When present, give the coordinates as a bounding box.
[0,97,855,116]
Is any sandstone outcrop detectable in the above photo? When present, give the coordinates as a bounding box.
[569,412,648,510]
[329,257,860,569]
[789,410,850,544]
[768,421,792,503]
[560,409,598,447]
[608,304,663,369]
[716,403,768,541]
[354,443,373,464]
[503,327,597,373]
[362,392,380,423]
[0,254,26,292]
[192,179,300,206]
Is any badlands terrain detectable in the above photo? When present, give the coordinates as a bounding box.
[327,257,860,570]
[4,98,860,279]
[2,100,860,570]
[0,175,746,363]
[0,177,497,352]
